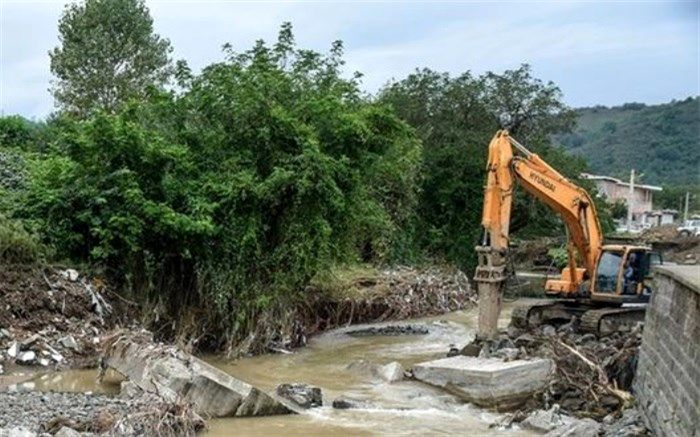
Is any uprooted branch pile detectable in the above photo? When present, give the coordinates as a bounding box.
[233,266,475,356]
[472,319,642,420]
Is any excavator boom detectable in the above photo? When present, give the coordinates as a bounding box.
[474,130,604,338]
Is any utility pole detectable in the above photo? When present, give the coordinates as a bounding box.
[627,169,635,232]
[684,191,690,223]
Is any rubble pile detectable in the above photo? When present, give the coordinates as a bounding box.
[0,389,204,436]
[640,225,700,264]
[0,265,123,369]
[464,320,643,420]
[315,265,476,322]
[468,319,651,435]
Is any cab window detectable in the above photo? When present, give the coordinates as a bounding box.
[596,251,623,293]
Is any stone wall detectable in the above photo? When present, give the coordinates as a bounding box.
[634,265,699,437]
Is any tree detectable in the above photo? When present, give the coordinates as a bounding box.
[609,200,628,220]
[49,0,173,116]
[20,24,421,349]
[380,65,579,268]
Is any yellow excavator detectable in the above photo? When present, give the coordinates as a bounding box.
[474,130,661,337]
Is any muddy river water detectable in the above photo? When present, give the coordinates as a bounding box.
[20,303,534,436]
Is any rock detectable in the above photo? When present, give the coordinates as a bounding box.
[446,347,460,357]
[0,364,4,375]
[51,353,64,363]
[119,381,142,399]
[545,417,602,437]
[560,397,584,411]
[496,336,516,350]
[55,427,82,437]
[60,269,80,282]
[7,342,19,358]
[603,408,649,437]
[377,362,404,383]
[38,358,50,367]
[17,351,36,364]
[542,325,557,337]
[412,356,553,410]
[20,334,40,348]
[506,325,522,338]
[459,342,481,357]
[0,329,11,340]
[332,396,374,409]
[275,384,322,409]
[576,333,597,345]
[59,336,80,352]
[522,406,571,432]
[600,395,620,409]
[103,335,296,417]
[494,348,520,361]
[346,324,429,337]
[514,333,536,347]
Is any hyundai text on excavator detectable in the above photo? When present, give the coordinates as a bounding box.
[473,130,661,339]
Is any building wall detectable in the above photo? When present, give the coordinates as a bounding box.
[594,180,653,214]
[634,266,700,437]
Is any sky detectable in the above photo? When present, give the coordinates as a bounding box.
[0,0,698,119]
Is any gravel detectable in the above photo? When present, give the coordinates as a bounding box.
[0,390,202,436]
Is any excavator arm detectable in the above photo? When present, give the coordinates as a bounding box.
[474,130,603,338]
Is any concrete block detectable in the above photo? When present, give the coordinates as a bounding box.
[103,336,297,418]
[412,356,553,410]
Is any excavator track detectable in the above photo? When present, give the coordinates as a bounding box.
[580,307,646,336]
[510,300,586,329]
[511,299,645,336]
[511,301,554,328]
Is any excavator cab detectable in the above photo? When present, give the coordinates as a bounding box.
[590,246,661,304]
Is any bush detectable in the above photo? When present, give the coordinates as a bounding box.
[0,215,44,264]
[13,25,421,346]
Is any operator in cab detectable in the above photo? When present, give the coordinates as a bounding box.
[623,253,638,294]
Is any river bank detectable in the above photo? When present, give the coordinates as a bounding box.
[2,297,651,436]
[2,306,525,436]
[0,263,476,435]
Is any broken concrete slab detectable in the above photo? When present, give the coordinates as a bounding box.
[102,332,297,418]
[377,361,404,383]
[412,355,553,410]
[346,359,404,383]
[521,406,572,433]
[544,417,601,437]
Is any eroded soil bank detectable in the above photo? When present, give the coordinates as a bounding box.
[0,263,475,435]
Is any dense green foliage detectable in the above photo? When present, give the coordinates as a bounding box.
[0,215,44,264]
[379,66,599,267]
[556,97,699,185]
[50,0,173,116]
[4,25,421,345]
[3,3,630,347]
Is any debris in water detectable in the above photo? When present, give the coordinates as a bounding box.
[275,384,323,409]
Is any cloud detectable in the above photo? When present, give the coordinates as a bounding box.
[0,0,697,118]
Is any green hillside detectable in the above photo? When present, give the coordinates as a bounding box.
[556,97,699,185]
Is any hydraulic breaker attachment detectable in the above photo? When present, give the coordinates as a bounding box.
[474,245,507,339]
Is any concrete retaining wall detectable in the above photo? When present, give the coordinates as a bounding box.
[634,265,699,437]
